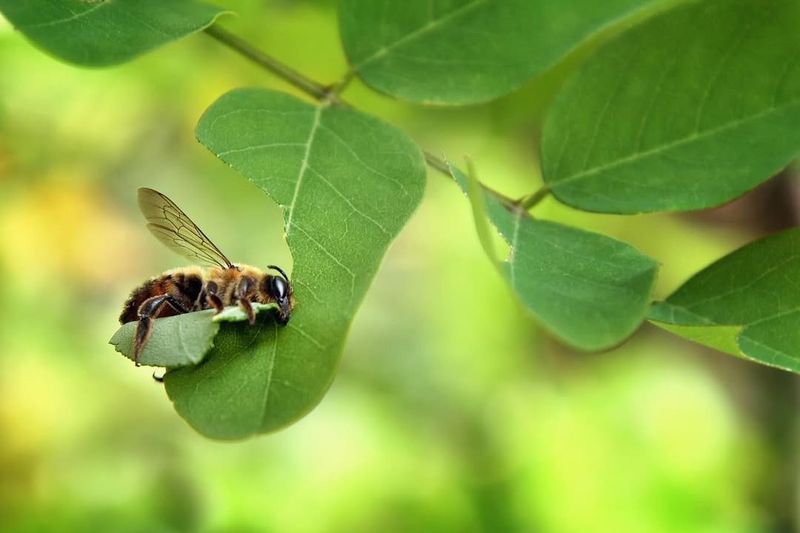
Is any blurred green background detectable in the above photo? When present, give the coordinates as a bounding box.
[0,1,797,531]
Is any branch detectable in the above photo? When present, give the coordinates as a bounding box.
[204,24,518,208]
[517,186,551,210]
[205,25,329,101]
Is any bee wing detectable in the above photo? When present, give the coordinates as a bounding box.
[137,187,234,269]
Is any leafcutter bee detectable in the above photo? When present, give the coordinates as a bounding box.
[120,188,294,366]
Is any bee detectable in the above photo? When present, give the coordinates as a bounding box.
[120,188,294,366]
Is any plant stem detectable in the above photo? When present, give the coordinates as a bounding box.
[517,186,551,210]
[204,25,330,101]
[204,23,517,208]
[424,152,516,206]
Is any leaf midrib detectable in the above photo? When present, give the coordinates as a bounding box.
[352,0,489,71]
[655,301,800,330]
[285,105,323,236]
[22,2,107,29]
[550,97,800,189]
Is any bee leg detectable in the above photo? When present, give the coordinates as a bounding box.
[134,294,188,366]
[205,281,224,314]
[238,298,255,325]
[235,277,256,325]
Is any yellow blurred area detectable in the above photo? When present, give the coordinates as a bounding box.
[0,180,144,289]
[0,2,795,532]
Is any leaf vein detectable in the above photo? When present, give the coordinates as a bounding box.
[306,165,391,236]
[22,2,107,29]
[553,99,800,188]
[353,0,489,71]
[216,142,306,157]
[286,105,323,236]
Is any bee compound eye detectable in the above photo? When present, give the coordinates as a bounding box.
[270,276,288,299]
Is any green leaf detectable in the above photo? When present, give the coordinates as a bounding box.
[650,229,800,373]
[542,0,800,213]
[650,322,743,357]
[339,0,666,105]
[110,310,217,368]
[462,159,502,272]
[109,303,279,368]
[213,303,280,324]
[0,0,228,66]
[450,165,658,350]
[166,88,426,439]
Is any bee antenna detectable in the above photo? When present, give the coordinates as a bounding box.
[267,265,290,282]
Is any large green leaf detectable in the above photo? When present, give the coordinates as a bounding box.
[542,0,800,213]
[450,166,658,350]
[339,0,665,105]
[165,88,426,439]
[109,303,279,368]
[0,0,227,66]
[650,229,800,373]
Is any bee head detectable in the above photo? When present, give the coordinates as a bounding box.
[264,265,293,324]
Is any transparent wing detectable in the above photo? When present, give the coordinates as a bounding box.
[137,187,234,269]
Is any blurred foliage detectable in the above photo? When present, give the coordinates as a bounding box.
[0,1,795,531]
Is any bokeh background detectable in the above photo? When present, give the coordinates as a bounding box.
[1,1,798,531]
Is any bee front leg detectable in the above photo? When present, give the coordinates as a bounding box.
[134,294,188,366]
[235,276,256,325]
[205,281,224,314]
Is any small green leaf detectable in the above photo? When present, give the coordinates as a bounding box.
[110,310,217,367]
[450,166,658,350]
[462,159,502,271]
[109,303,279,368]
[167,88,425,439]
[650,229,800,373]
[339,0,665,105]
[542,0,800,213]
[0,0,228,66]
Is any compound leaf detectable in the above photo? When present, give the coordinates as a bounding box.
[542,0,800,213]
[165,88,425,439]
[339,0,665,105]
[650,229,800,373]
[451,166,658,350]
[0,0,228,66]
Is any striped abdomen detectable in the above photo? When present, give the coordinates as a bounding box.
[119,269,204,324]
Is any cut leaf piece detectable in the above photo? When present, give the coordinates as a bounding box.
[110,310,217,368]
[542,0,800,213]
[169,88,426,439]
[650,229,800,373]
[213,303,279,323]
[339,0,665,105]
[109,303,279,368]
[450,166,658,350]
[0,0,228,66]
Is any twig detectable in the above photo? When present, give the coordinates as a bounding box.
[205,25,330,101]
[517,186,551,211]
[423,152,516,206]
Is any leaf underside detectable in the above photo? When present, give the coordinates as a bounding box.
[450,166,658,351]
[165,88,425,439]
[542,0,800,213]
[338,0,664,105]
[650,228,800,373]
[0,0,228,66]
